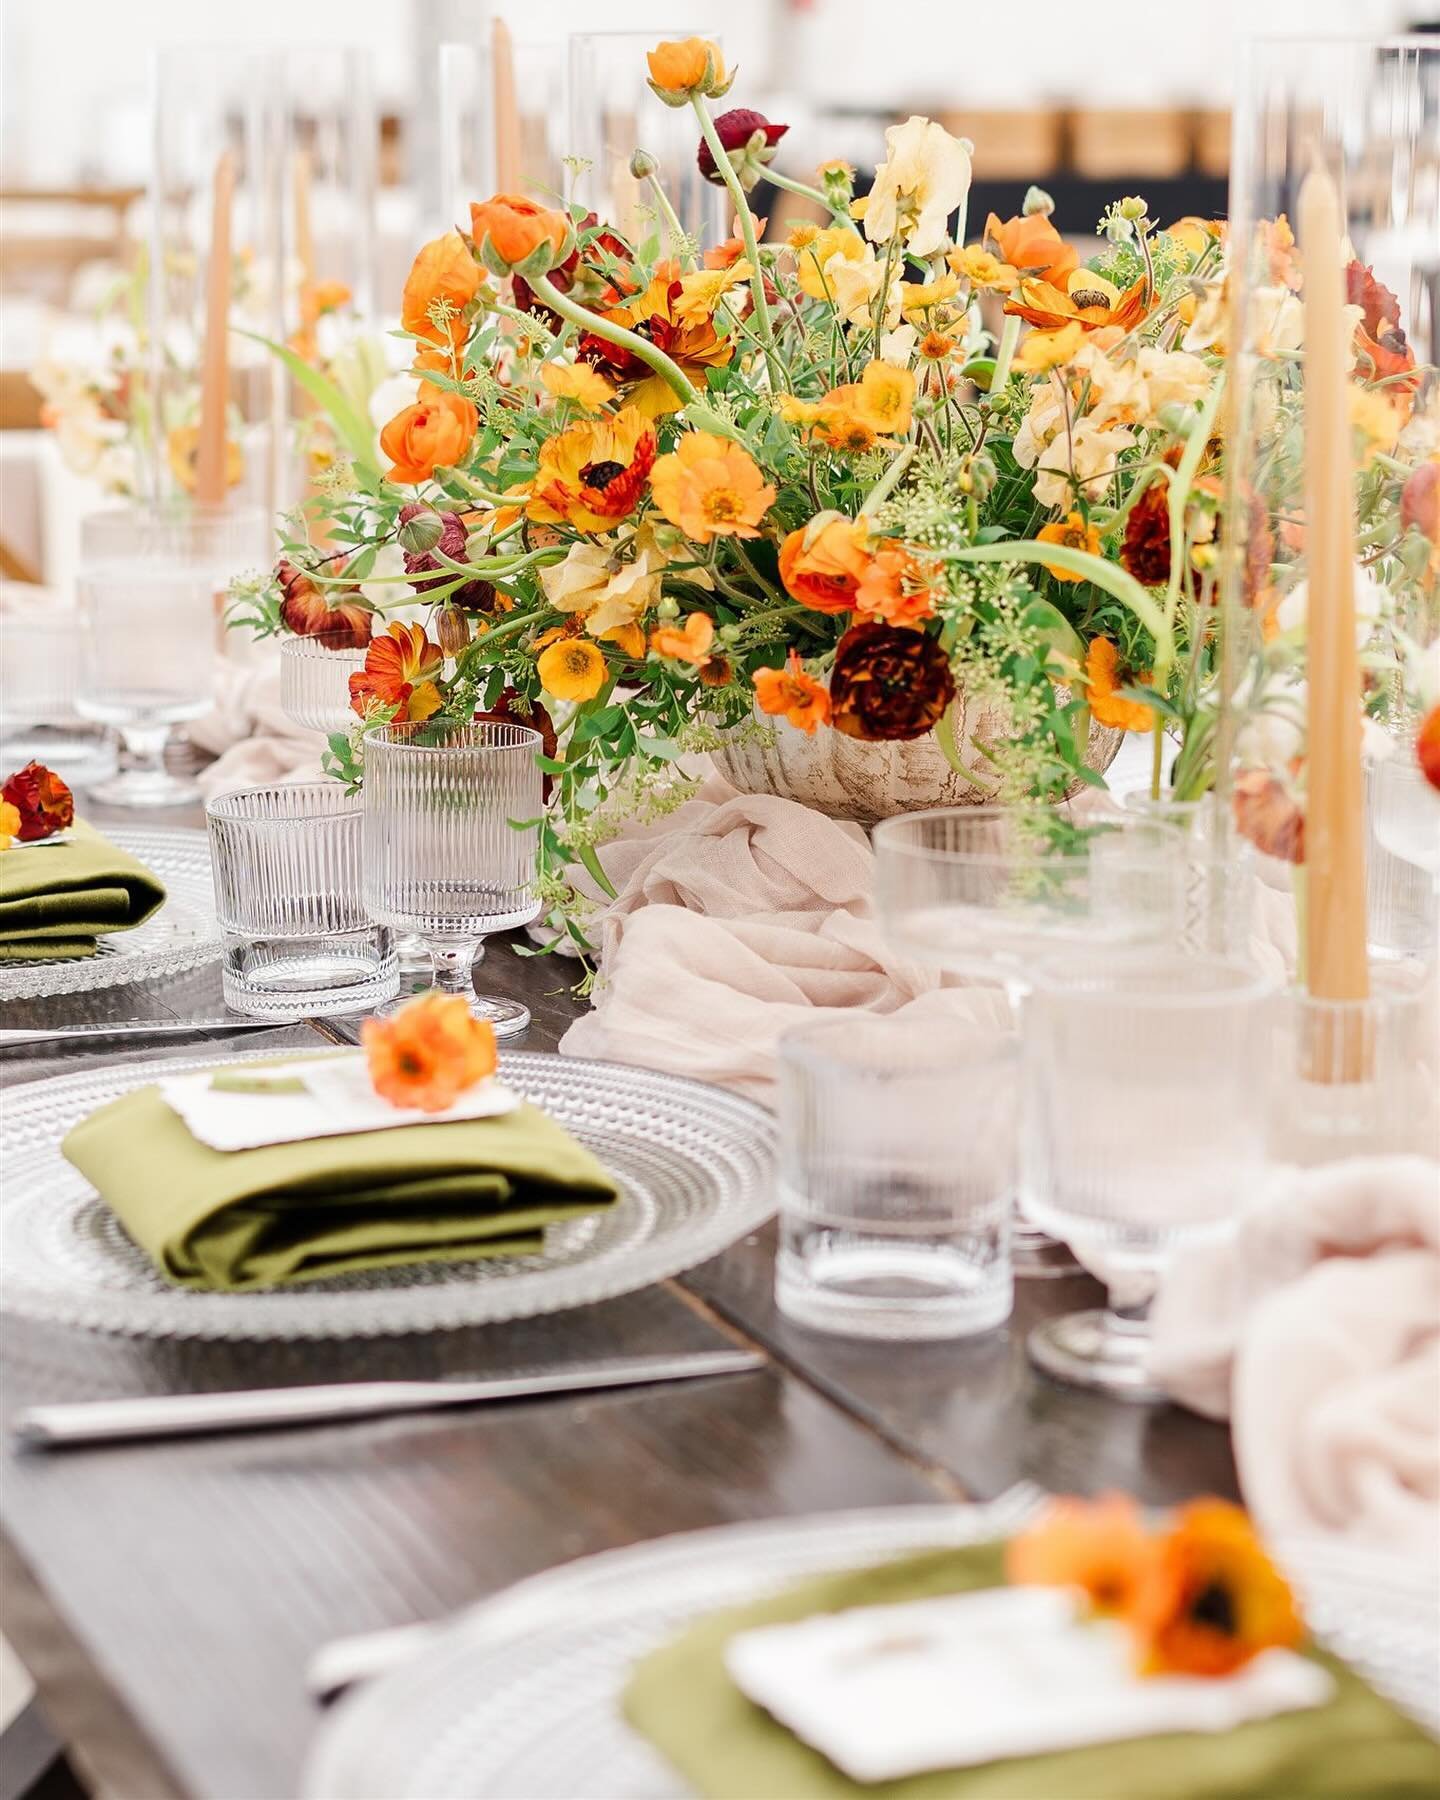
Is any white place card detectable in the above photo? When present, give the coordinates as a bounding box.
[723,1585,1334,1784]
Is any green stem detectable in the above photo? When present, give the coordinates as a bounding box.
[645,172,696,270]
[728,539,784,603]
[528,271,699,409]
[935,541,1173,659]
[690,95,781,390]
[1163,373,1225,633]
[765,167,850,223]
[988,314,1021,397]
[434,466,511,506]
[859,444,916,517]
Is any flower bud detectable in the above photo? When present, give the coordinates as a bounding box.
[655,595,681,620]
[1022,185,1054,218]
[434,605,471,658]
[1105,214,1135,244]
[1118,195,1149,221]
[397,505,445,556]
[629,148,659,180]
[959,452,997,501]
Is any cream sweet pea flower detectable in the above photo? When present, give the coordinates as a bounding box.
[879,323,918,366]
[539,538,664,637]
[1074,344,1148,431]
[826,245,902,329]
[1034,418,1135,509]
[1274,565,1386,645]
[1135,347,1213,417]
[863,116,972,258]
[1012,383,1067,469]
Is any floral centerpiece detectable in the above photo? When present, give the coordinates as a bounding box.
[227,34,1434,951]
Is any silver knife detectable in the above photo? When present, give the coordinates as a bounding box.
[0,1018,304,1048]
[13,1349,766,1448]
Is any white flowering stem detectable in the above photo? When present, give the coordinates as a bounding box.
[645,173,697,270]
[937,542,1173,662]
[690,95,781,389]
[492,302,558,350]
[859,444,916,517]
[527,272,699,408]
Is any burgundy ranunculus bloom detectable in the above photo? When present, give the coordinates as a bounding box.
[829,621,955,742]
[697,109,788,190]
[397,503,496,612]
[2,761,74,842]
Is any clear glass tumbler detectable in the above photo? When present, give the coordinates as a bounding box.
[775,1015,1016,1340]
[1022,955,1275,1401]
[207,782,398,1019]
[0,610,117,790]
[361,721,543,1033]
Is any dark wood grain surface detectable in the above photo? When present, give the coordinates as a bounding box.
[0,795,1235,1799]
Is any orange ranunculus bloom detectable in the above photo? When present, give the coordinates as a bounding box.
[469,195,570,272]
[853,543,939,627]
[649,612,715,665]
[1084,637,1154,732]
[778,513,871,613]
[529,406,657,533]
[645,37,727,99]
[1006,269,1151,335]
[1129,1500,1304,1678]
[1036,510,1102,583]
[1416,704,1440,793]
[648,432,775,543]
[401,232,483,349]
[380,389,478,485]
[983,210,1078,288]
[361,990,498,1114]
[348,622,445,722]
[1006,1494,1155,1618]
[753,651,831,733]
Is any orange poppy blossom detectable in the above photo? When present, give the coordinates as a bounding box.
[851,360,915,435]
[753,650,831,733]
[778,513,872,612]
[469,195,570,273]
[980,210,1078,288]
[1013,319,1086,373]
[380,389,479,485]
[537,636,608,703]
[1084,636,1155,732]
[348,622,445,722]
[1006,1493,1155,1617]
[649,611,716,666]
[361,990,498,1114]
[1006,268,1152,336]
[591,275,735,417]
[528,406,657,533]
[648,432,775,543]
[786,388,887,454]
[853,542,941,627]
[1130,1500,1304,1678]
[400,232,482,348]
[1036,511,1103,582]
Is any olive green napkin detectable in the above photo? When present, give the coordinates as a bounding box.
[0,819,167,960]
[62,1078,622,1289]
[622,1543,1440,1799]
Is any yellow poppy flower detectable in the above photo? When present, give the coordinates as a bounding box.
[540,363,615,409]
[537,637,607,703]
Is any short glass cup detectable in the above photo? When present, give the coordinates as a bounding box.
[0,609,116,789]
[775,1014,1016,1340]
[361,721,543,1033]
[279,636,368,736]
[80,502,270,585]
[1022,954,1276,1401]
[207,782,398,1018]
[1121,790,1256,956]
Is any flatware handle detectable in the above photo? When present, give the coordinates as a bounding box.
[14,1351,765,1447]
[0,1020,289,1047]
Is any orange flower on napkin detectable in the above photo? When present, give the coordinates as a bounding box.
[361,991,498,1113]
[1006,1492,1154,1617]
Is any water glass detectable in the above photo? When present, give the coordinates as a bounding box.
[362,722,543,1034]
[0,610,116,790]
[1371,753,1440,887]
[207,783,397,1018]
[279,636,368,736]
[1121,791,1257,956]
[1022,955,1275,1401]
[1366,757,1436,962]
[775,1015,1016,1340]
[1272,962,1437,1164]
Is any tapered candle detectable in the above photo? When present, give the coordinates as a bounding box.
[492,18,523,194]
[195,148,235,507]
[293,145,316,291]
[1298,164,1369,1027]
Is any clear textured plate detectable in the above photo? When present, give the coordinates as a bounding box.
[0,1046,775,1339]
[300,1498,1440,1800]
[0,825,221,1001]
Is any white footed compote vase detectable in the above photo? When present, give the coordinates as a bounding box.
[362,721,543,1033]
[1022,954,1275,1401]
[872,806,1186,1277]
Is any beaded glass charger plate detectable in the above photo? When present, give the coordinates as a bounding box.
[0,826,221,1001]
[302,1497,1440,1800]
[0,1047,776,1339]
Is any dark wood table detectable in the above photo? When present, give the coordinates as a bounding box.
[0,797,1236,1800]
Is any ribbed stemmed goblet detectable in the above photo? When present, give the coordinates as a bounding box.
[362,721,543,1033]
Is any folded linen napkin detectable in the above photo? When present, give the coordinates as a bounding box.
[623,1543,1440,1798]
[190,650,327,800]
[61,1073,621,1289]
[1150,1156,1440,1554]
[0,819,166,960]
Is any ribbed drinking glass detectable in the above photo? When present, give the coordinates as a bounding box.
[207,782,397,1018]
[1022,955,1275,1401]
[278,637,368,736]
[361,722,543,1034]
